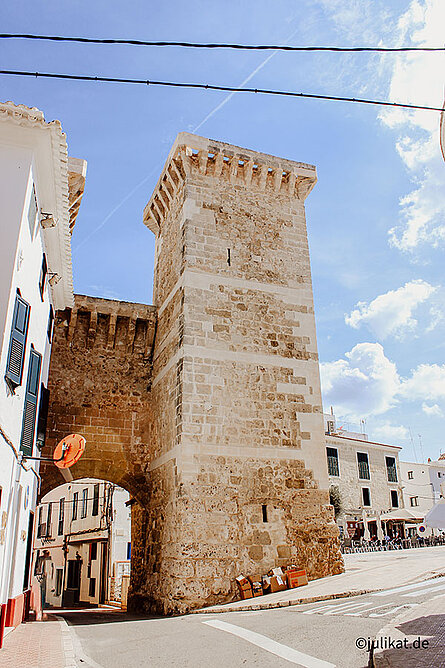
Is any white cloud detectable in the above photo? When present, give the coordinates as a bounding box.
[378,0,445,252]
[399,363,445,402]
[371,423,409,443]
[345,279,437,339]
[321,345,445,422]
[422,402,444,417]
[320,342,399,419]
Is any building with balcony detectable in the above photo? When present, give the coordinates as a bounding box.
[324,415,404,541]
[33,479,131,608]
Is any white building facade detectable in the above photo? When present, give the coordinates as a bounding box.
[324,415,404,541]
[0,102,85,642]
[400,455,445,527]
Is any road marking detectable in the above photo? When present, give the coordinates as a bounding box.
[368,604,419,617]
[203,619,336,668]
[372,576,445,597]
[302,601,367,615]
[324,602,371,615]
[402,583,445,597]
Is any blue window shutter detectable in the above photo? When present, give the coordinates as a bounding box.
[5,294,30,386]
[20,348,42,456]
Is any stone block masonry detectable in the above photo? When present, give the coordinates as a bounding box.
[42,133,343,616]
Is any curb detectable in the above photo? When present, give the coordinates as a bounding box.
[370,604,424,668]
[192,571,445,616]
[192,588,381,614]
[55,616,77,668]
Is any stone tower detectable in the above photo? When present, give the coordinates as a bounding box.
[133,133,343,613]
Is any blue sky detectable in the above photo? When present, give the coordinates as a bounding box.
[1,0,444,462]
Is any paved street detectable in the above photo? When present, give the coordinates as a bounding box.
[2,547,444,667]
[56,575,445,668]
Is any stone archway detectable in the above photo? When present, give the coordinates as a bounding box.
[40,134,344,616]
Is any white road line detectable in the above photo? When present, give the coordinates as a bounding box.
[302,601,368,615]
[368,604,419,618]
[402,583,445,598]
[372,576,445,597]
[203,619,336,668]
[324,602,371,616]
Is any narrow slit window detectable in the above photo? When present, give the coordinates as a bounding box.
[262,504,268,522]
[227,248,231,266]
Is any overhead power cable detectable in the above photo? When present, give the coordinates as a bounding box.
[0,33,444,52]
[0,69,443,112]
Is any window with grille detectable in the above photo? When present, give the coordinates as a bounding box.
[46,502,52,537]
[58,498,65,535]
[357,452,370,480]
[408,471,414,480]
[386,456,398,482]
[5,293,30,388]
[410,496,419,507]
[326,447,339,476]
[72,492,78,521]
[81,488,88,518]
[20,348,42,456]
[92,484,100,517]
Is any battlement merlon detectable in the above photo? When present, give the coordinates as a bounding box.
[143,132,317,236]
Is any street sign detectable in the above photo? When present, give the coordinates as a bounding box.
[53,434,86,468]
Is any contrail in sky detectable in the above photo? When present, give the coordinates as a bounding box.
[73,24,298,251]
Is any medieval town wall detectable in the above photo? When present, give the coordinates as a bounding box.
[43,133,343,616]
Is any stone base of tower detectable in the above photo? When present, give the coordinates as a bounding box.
[127,454,343,616]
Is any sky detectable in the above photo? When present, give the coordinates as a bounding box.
[1,0,444,462]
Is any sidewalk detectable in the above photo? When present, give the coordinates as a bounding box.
[195,545,445,614]
[0,614,74,668]
[373,595,445,667]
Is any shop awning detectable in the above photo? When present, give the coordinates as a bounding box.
[380,509,423,522]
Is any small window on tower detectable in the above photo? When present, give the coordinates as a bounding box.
[262,505,268,522]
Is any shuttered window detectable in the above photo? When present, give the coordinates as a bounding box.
[20,348,42,456]
[5,294,30,387]
[36,385,50,450]
[39,254,47,300]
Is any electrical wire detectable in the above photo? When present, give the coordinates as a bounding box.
[1,33,444,52]
[0,69,443,112]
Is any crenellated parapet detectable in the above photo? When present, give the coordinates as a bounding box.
[143,132,317,235]
[59,294,156,355]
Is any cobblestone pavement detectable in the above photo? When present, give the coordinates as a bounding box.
[0,615,73,668]
[373,595,445,667]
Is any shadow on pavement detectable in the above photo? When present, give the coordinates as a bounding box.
[377,614,445,667]
[57,607,163,626]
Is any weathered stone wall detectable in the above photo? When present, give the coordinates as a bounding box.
[40,295,156,503]
[42,133,343,616]
[134,133,343,614]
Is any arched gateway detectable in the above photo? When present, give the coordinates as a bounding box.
[40,133,343,615]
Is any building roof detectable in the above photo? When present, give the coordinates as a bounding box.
[326,433,402,451]
[0,101,86,309]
